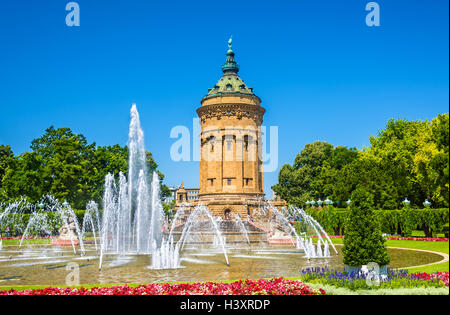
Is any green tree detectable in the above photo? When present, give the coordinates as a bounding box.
[273,141,333,206]
[0,145,14,189]
[1,152,45,203]
[429,113,449,207]
[89,144,129,202]
[342,187,390,267]
[29,126,96,208]
[315,146,358,205]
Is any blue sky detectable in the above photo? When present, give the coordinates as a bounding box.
[0,0,448,196]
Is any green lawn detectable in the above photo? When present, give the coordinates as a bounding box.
[326,237,449,254]
[411,230,446,238]
[324,237,449,273]
[1,238,51,246]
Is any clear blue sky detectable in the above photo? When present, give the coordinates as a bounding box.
[0,0,448,197]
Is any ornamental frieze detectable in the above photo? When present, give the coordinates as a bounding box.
[197,103,265,124]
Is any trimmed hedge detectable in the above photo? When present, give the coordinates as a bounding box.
[302,207,449,237]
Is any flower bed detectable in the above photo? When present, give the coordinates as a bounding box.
[0,236,52,240]
[0,278,326,295]
[386,237,449,242]
[299,268,449,291]
[309,235,449,242]
[411,272,449,287]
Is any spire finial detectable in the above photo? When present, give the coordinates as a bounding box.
[222,36,239,74]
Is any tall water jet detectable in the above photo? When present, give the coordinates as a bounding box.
[0,198,29,236]
[149,172,164,250]
[150,236,180,269]
[19,211,52,248]
[98,104,164,270]
[81,201,100,250]
[168,203,188,239]
[266,204,300,247]
[178,204,229,266]
[289,206,337,255]
[234,214,250,245]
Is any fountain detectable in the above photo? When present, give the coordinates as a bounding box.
[174,204,229,266]
[233,213,250,245]
[150,236,181,269]
[49,200,86,255]
[0,195,86,255]
[20,211,52,248]
[0,198,29,236]
[289,206,338,255]
[98,104,165,270]
[81,201,101,250]
[0,104,341,285]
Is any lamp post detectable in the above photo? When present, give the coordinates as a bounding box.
[324,197,333,209]
[317,199,323,209]
[423,199,431,208]
[310,199,316,209]
[402,197,410,208]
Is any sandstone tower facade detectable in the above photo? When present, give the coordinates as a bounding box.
[196,38,266,219]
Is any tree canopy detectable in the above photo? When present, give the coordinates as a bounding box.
[0,126,171,208]
[273,113,449,209]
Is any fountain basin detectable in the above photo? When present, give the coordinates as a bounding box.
[268,238,296,245]
[51,239,79,246]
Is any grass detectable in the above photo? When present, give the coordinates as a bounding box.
[312,237,449,273]
[407,262,449,273]
[1,238,51,246]
[324,237,449,254]
[411,230,446,238]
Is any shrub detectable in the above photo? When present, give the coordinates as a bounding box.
[342,188,390,267]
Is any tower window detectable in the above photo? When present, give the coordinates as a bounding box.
[226,84,232,91]
[244,135,249,151]
[227,178,232,185]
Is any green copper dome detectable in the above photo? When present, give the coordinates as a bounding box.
[205,37,257,99]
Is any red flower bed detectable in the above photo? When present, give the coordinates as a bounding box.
[1,236,52,240]
[386,237,449,242]
[0,277,326,295]
[309,235,448,242]
[411,272,449,287]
